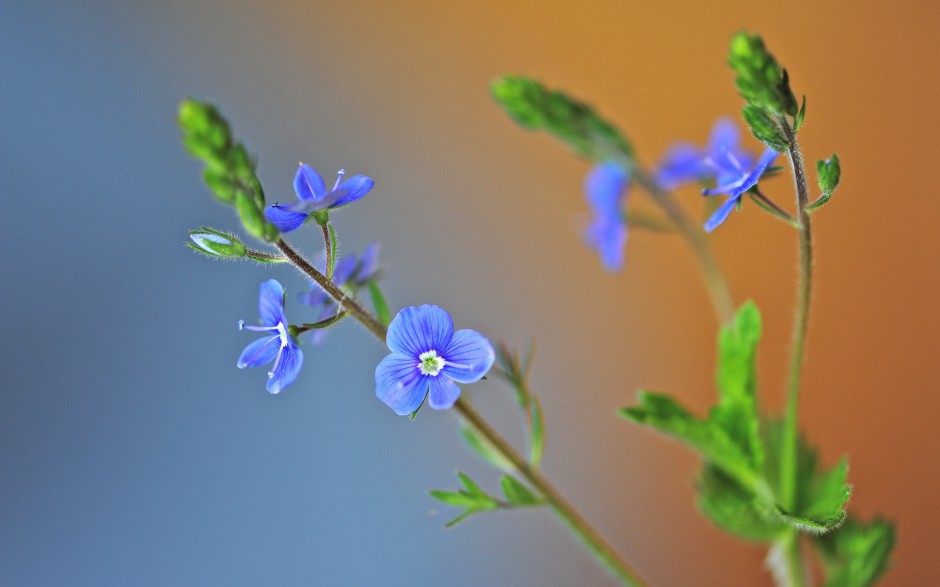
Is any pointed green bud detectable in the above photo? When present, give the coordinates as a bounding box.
[202,168,238,205]
[178,100,232,165]
[728,32,799,116]
[491,75,633,161]
[817,154,841,195]
[188,227,247,258]
[235,191,269,241]
[741,105,789,151]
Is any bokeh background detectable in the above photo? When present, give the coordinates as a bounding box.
[3,1,938,585]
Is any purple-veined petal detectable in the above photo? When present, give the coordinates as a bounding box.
[237,335,281,368]
[386,305,455,357]
[265,205,309,233]
[441,329,495,384]
[584,162,628,214]
[585,216,627,272]
[257,279,287,327]
[267,343,303,394]
[354,242,381,283]
[293,163,326,202]
[375,353,429,415]
[331,175,375,207]
[427,375,461,410]
[704,196,740,233]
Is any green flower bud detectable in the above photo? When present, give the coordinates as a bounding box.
[188,227,247,258]
[817,154,841,195]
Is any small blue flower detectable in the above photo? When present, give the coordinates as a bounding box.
[701,148,778,232]
[655,118,755,191]
[584,162,629,272]
[298,243,382,346]
[238,279,304,394]
[265,163,375,233]
[375,305,495,416]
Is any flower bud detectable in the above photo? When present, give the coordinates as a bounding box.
[188,227,247,258]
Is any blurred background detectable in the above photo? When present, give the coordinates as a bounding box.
[2,0,938,585]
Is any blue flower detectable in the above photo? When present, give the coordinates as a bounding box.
[298,243,382,346]
[584,162,629,272]
[237,279,304,394]
[654,118,755,191]
[375,305,495,415]
[265,163,375,233]
[701,148,778,232]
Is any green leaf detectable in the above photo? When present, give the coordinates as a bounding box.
[728,32,799,116]
[817,153,841,196]
[367,280,392,327]
[794,96,807,131]
[490,75,633,161]
[620,392,766,498]
[711,301,765,472]
[814,517,895,587]
[773,505,846,534]
[429,489,484,509]
[529,395,545,469]
[741,105,789,151]
[443,510,474,528]
[456,471,487,498]
[500,476,540,506]
[460,425,514,472]
[697,464,787,542]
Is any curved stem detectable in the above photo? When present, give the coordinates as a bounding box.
[776,117,814,587]
[275,237,648,586]
[629,164,736,325]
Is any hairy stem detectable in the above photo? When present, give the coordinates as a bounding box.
[276,237,648,586]
[776,117,814,587]
[629,165,735,324]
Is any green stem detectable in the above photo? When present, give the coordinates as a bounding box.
[628,164,736,325]
[777,117,814,587]
[275,237,648,586]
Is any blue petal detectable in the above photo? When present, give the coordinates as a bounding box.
[736,148,779,195]
[258,279,286,327]
[267,343,303,394]
[386,305,455,357]
[584,162,628,214]
[237,335,280,368]
[585,217,627,272]
[293,163,326,202]
[704,196,740,233]
[707,118,740,156]
[427,376,461,410]
[354,242,381,283]
[441,329,495,384]
[331,175,375,207]
[265,205,309,233]
[331,253,358,286]
[655,143,705,189]
[297,285,330,307]
[375,353,429,415]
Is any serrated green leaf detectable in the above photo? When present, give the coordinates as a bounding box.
[367,280,392,328]
[742,105,789,151]
[711,301,765,472]
[794,96,807,131]
[774,505,846,534]
[500,476,540,506]
[814,517,895,587]
[728,32,799,116]
[491,75,633,161]
[460,425,514,472]
[529,395,544,469]
[697,464,787,542]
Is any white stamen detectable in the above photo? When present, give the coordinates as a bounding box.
[418,350,446,376]
[332,169,346,191]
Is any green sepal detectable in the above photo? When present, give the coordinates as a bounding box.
[500,475,540,506]
[697,464,787,542]
[460,425,514,472]
[794,96,807,131]
[187,226,247,259]
[235,191,269,241]
[367,281,392,327]
[742,104,789,151]
[528,395,544,469]
[490,75,633,161]
[813,517,896,587]
[202,168,238,204]
[728,32,799,116]
[816,153,841,196]
[312,209,330,226]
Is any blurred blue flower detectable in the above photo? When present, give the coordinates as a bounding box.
[298,243,382,345]
[701,148,779,232]
[265,163,375,233]
[584,162,629,272]
[375,305,495,415]
[654,118,755,190]
[237,279,303,394]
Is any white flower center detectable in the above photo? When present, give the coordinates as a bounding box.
[418,350,446,376]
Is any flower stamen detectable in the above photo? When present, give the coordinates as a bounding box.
[418,350,446,376]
